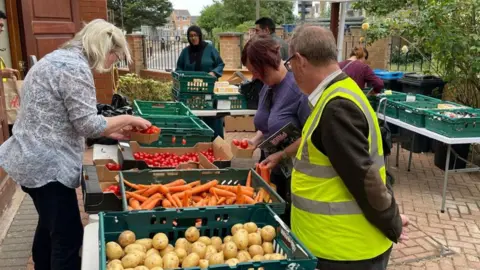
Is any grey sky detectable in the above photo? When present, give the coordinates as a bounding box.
[170,0,215,16]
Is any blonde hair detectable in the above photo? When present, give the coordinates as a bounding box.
[62,19,131,73]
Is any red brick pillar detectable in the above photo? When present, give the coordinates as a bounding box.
[126,34,145,75]
[79,0,114,104]
[219,32,243,69]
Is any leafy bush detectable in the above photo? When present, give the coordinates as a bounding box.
[118,73,173,102]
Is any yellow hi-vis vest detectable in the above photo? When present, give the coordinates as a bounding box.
[291,75,392,261]
[0,57,6,82]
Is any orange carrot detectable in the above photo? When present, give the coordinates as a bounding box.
[128,206,133,211]
[165,179,186,187]
[183,191,192,207]
[254,191,261,202]
[246,170,252,187]
[175,180,219,198]
[217,197,226,205]
[154,184,169,194]
[124,180,142,190]
[201,192,208,198]
[142,186,159,197]
[209,187,236,198]
[225,197,236,205]
[173,195,182,208]
[255,163,261,175]
[217,186,254,197]
[211,188,219,200]
[236,185,245,204]
[208,196,217,206]
[197,198,206,206]
[192,196,203,203]
[168,185,192,193]
[126,192,148,202]
[129,198,141,210]
[143,197,162,210]
[166,193,178,207]
[256,189,264,203]
[140,193,163,209]
[162,199,172,208]
[259,165,271,183]
[133,188,148,194]
[243,195,255,204]
[188,181,201,187]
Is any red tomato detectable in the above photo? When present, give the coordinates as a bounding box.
[172,136,176,144]
[240,140,249,149]
[232,139,240,146]
[182,138,187,145]
[106,162,119,171]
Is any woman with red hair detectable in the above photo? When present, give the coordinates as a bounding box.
[241,35,311,226]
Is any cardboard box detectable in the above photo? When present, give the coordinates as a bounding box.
[130,131,160,145]
[225,115,256,132]
[118,137,232,170]
[231,141,255,158]
[81,166,123,214]
[92,144,119,165]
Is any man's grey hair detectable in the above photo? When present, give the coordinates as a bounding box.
[289,25,338,66]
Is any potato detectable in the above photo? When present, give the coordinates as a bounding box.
[199,259,209,269]
[174,248,187,263]
[159,244,175,257]
[231,223,244,235]
[144,254,163,269]
[107,259,123,268]
[146,248,160,257]
[107,264,124,270]
[248,245,264,257]
[135,238,153,251]
[208,252,225,265]
[235,229,248,236]
[182,252,200,267]
[262,242,274,254]
[121,253,141,268]
[106,242,124,260]
[248,232,262,246]
[237,250,251,262]
[223,241,238,259]
[134,267,149,270]
[125,243,146,254]
[205,245,218,259]
[223,236,233,243]
[162,252,180,269]
[233,231,249,250]
[252,255,265,261]
[243,222,258,233]
[175,238,191,251]
[118,230,136,248]
[271,253,286,260]
[191,241,207,259]
[210,236,222,251]
[261,226,276,242]
[226,258,240,266]
[264,254,272,260]
[129,250,146,265]
[152,233,169,250]
[185,227,200,243]
[150,268,164,270]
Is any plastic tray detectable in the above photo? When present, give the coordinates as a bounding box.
[376,93,438,118]
[215,94,247,110]
[425,108,480,138]
[99,205,317,270]
[133,100,195,117]
[119,168,286,214]
[173,89,215,110]
[373,69,404,80]
[138,115,214,147]
[173,71,216,94]
[397,101,464,127]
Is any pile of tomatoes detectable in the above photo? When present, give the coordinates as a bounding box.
[132,125,161,134]
[103,184,120,195]
[105,162,122,171]
[232,139,250,149]
[133,148,219,168]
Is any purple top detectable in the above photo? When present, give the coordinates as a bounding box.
[339,60,384,93]
[254,72,311,140]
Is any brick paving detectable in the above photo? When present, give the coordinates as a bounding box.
[0,132,479,269]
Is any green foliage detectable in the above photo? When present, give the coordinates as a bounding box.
[197,2,224,34]
[118,73,173,102]
[236,21,255,33]
[107,0,173,33]
[358,0,480,107]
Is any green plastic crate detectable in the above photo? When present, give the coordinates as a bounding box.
[99,205,317,270]
[140,115,214,147]
[173,88,215,110]
[425,108,480,138]
[133,100,195,117]
[397,101,465,127]
[214,94,247,110]
[377,93,439,118]
[119,168,286,214]
[173,71,217,94]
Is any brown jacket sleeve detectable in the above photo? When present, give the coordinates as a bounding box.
[311,97,402,243]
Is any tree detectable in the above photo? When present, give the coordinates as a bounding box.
[108,0,173,33]
[197,2,225,35]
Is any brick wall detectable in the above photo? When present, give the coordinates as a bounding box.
[342,28,390,70]
[79,0,114,104]
[219,33,243,69]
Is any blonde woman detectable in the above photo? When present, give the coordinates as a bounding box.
[0,19,150,270]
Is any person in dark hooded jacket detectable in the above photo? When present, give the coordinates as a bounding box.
[176,25,225,77]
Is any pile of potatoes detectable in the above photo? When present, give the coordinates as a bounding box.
[105,222,285,270]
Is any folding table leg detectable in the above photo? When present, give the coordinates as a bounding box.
[407,134,415,171]
[441,144,452,213]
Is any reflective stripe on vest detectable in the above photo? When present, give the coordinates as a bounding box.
[292,87,384,216]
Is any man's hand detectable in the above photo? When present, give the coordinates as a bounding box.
[398,214,410,242]
[1,68,20,79]
[260,151,284,170]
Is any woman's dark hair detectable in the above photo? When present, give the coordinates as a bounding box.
[187,25,203,45]
[241,35,281,78]
[350,46,369,60]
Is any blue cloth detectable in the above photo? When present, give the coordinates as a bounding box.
[254,72,311,139]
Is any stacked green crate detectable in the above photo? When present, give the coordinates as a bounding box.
[133,100,195,117]
[172,71,217,110]
[214,94,247,110]
[425,108,480,138]
[396,100,466,127]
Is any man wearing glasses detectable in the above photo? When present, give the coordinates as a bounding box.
[255,17,289,60]
[285,25,409,270]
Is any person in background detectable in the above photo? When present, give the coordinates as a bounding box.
[286,25,408,269]
[339,46,384,94]
[0,10,19,80]
[0,19,151,270]
[255,17,289,60]
[241,35,311,226]
[176,25,225,139]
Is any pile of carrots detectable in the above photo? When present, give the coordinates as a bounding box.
[125,171,273,211]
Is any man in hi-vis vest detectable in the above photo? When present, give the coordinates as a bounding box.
[283,25,409,270]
